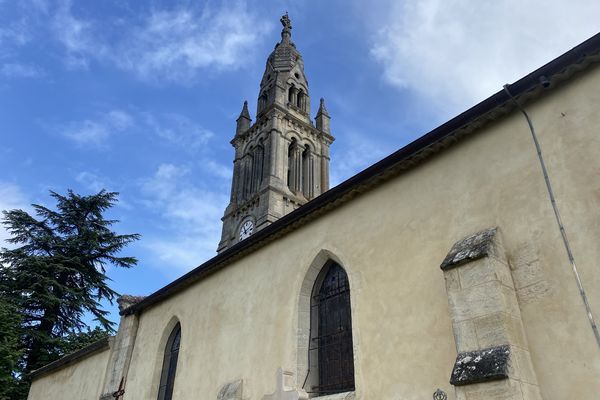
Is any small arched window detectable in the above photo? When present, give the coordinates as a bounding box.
[287,139,297,190]
[311,262,355,396]
[297,90,304,110]
[302,145,311,198]
[157,323,181,400]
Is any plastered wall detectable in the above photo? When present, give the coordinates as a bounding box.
[124,66,600,400]
[27,347,110,400]
[29,65,600,400]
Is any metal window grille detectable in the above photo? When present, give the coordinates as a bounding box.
[310,263,355,395]
[157,324,181,400]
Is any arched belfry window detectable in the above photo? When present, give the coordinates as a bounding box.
[310,262,355,396]
[157,323,181,400]
[288,138,297,191]
[302,145,312,198]
[297,90,304,110]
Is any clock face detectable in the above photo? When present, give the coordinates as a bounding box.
[239,220,254,241]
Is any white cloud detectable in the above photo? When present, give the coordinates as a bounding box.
[52,0,99,69]
[369,0,600,113]
[139,163,228,274]
[61,109,133,148]
[57,108,216,151]
[202,159,231,180]
[0,182,30,246]
[142,112,214,150]
[75,171,109,192]
[51,1,272,82]
[0,62,44,78]
[115,3,272,81]
[0,24,30,48]
[330,130,389,187]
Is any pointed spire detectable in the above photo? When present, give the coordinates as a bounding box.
[280,12,292,44]
[316,98,329,117]
[238,100,251,120]
[236,100,251,135]
[315,98,330,134]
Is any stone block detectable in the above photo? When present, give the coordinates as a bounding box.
[474,312,526,350]
[444,269,461,292]
[459,379,523,400]
[441,228,500,271]
[516,281,553,305]
[500,286,521,318]
[450,345,511,386]
[511,260,544,290]
[453,320,478,353]
[493,259,515,289]
[458,258,495,289]
[509,244,538,270]
[474,312,510,348]
[520,382,543,400]
[262,368,308,400]
[512,347,538,385]
[448,281,505,322]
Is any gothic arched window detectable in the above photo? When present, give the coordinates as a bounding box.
[157,323,181,400]
[311,263,355,396]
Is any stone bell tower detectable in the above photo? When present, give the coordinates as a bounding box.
[218,14,334,252]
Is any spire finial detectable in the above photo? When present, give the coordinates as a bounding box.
[316,97,330,134]
[317,98,329,117]
[238,100,251,120]
[280,12,292,43]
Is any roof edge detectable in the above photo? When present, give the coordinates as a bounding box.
[123,31,600,317]
[29,336,111,380]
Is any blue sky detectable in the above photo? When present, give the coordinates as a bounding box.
[1,0,598,326]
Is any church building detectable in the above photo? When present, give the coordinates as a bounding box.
[27,15,600,400]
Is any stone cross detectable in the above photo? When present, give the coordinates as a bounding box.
[261,368,308,400]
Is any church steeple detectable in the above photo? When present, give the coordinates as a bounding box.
[218,14,334,253]
[256,13,310,123]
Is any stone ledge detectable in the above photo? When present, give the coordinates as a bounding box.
[441,228,498,271]
[312,391,355,400]
[450,345,510,386]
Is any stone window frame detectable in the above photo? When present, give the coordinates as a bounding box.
[297,250,357,399]
[157,322,181,400]
[149,317,181,400]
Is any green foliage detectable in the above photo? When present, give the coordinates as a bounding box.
[0,189,139,397]
[56,326,110,357]
[0,297,24,400]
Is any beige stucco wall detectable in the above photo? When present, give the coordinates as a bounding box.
[121,65,600,400]
[28,64,600,400]
[27,347,110,400]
